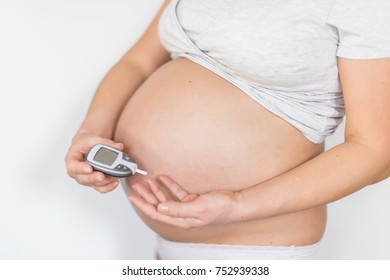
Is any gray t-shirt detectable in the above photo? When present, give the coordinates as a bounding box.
[159,0,390,143]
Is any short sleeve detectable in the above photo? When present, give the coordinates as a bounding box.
[327,0,390,59]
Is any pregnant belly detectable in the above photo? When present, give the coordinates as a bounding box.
[114,58,326,245]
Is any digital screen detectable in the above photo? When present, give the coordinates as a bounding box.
[93,147,118,165]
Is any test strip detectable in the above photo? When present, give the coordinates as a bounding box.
[135,168,148,176]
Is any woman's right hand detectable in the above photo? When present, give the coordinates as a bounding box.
[65,130,124,193]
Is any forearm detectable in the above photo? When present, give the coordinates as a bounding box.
[76,59,148,139]
[235,140,390,221]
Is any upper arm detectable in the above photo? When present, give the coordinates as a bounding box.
[120,0,172,77]
[339,57,390,153]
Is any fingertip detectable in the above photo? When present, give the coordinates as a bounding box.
[83,165,92,173]
[91,171,105,182]
[131,184,142,195]
[158,203,169,213]
[144,177,156,187]
[115,142,124,150]
[145,178,154,190]
[158,174,171,184]
[109,180,120,188]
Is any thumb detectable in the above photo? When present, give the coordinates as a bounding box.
[99,139,124,151]
[113,142,124,151]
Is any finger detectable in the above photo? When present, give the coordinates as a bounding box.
[157,199,202,218]
[92,180,120,194]
[146,178,168,203]
[101,141,124,151]
[82,137,124,152]
[158,175,190,202]
[132,183,159,205]
[93,141,124,154]
[65,150,93,177]
[129,195,200,229]
[66,159,93,177]
[77,171,118,186]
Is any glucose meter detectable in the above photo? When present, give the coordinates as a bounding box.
[85,144,147,177]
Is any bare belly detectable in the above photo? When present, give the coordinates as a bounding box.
[114,58,326,246]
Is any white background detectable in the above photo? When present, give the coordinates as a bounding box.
[0,0,389,260]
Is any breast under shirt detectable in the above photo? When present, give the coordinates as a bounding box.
[158,0,390,144]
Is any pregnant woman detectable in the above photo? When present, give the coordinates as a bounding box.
[66,0,390,259]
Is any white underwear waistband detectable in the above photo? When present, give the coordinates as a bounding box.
[156,235,321,260]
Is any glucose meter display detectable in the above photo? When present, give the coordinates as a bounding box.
[93,147,118,165]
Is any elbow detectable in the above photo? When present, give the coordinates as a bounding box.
[345,136,390,184]
[364,146,390,184]
[374,156,390,183]
[369,144,390,182]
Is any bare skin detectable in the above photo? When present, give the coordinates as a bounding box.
[65,0,390,251]
[114,57,326,246]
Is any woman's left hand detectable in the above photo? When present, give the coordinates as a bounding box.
[128,175,241,229]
